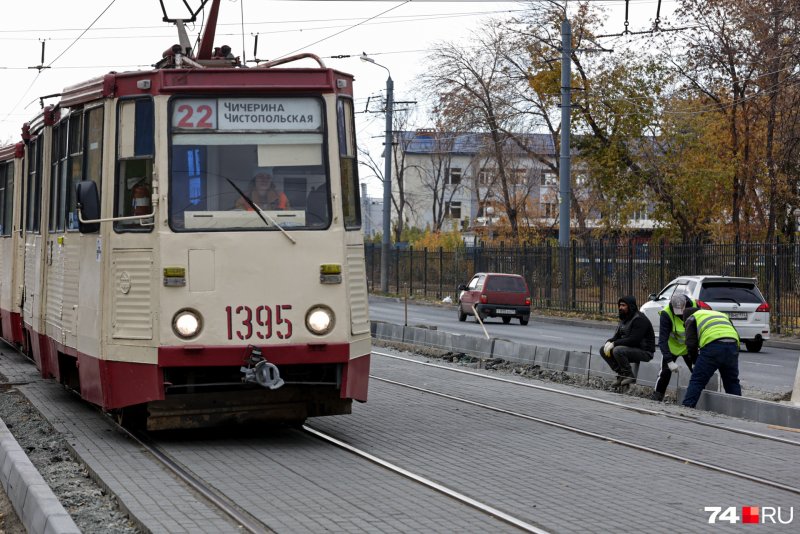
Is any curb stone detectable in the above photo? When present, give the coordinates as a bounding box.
[0,418,80,534]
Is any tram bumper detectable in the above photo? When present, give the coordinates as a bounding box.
[145,386,351,431]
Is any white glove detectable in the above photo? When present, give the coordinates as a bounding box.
[603,341,614,357]
[667,361,679,372]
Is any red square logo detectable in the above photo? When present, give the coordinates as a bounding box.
[742,506,759,524]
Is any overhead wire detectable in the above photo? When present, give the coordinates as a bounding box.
[1,0,119,130]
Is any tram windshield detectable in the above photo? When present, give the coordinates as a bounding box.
[168,97,329,231]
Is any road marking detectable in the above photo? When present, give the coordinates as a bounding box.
[741,361,783,367]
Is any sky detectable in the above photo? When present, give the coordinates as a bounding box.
[0,0,678,193]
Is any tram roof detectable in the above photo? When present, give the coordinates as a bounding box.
[60,67,355,109]
[0,142,24,160]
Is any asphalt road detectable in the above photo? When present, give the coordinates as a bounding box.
[369,296,800,395]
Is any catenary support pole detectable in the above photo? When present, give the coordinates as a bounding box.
[381,75,394,293]
[559,18,572,307]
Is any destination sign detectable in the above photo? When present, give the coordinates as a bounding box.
[172,98,322,131]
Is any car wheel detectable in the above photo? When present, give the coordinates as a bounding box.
[502,316,511,324]
[744,339,763,353]
[519,317,529,326]
[457,305,467,322]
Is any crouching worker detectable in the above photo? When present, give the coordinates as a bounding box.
[651,293,697,401]
[600,296,656,388]
[681,307,742,408]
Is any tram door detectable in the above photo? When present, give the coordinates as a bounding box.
[107,97,157,346]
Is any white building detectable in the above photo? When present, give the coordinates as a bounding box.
[394,130,656,235]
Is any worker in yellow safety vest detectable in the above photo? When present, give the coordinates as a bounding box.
[681,307,741,408]
[651,293,697,401]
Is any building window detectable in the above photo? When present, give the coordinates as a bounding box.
[446,167,462,185]
[445,201,461,219]
[510,168,527,184]
[541,172,557,186]
[542,202,557,219]
[478,168,494,185]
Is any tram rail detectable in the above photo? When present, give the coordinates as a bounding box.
[371,350,800,496]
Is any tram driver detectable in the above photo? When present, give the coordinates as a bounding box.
[235,171,290,211]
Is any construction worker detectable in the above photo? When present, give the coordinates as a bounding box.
[681,307,742,408]
[600,295,655,388]
[650,293,696,401]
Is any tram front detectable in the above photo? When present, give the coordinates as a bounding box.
[111,71,370,429]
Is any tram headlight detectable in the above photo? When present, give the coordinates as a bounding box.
[172,309,202,339]
[306,306,335,335]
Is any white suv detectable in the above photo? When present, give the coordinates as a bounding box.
[640,275,770,352]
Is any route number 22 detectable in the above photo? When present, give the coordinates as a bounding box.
[175,102,216,129]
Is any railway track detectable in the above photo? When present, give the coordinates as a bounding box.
[117,415,546,533]
[117,426,273,534]
[371,349,800,497]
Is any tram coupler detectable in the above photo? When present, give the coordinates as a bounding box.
[241,347,284,390]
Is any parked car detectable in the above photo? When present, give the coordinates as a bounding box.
[457,273,531,325]
[639,275,770,352]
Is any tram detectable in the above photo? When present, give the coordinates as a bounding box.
[0,0,370,429]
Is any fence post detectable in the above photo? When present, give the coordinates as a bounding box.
[659,239,665,291]
[628,239,634,297]
[599,240,605,314]
[409,245,414,297]
[438,247,443,299]
[423,247,428,298]
[546,241,552,308]
[395,246,400,294]
[773,238,780,334]
[571,241,577,310]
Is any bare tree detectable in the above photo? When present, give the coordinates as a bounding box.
[358,106,419,242]
[421,22,529,237]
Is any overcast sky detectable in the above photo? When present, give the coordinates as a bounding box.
[0,0,677,192]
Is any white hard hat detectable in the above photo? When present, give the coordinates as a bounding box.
[670,293,687,315]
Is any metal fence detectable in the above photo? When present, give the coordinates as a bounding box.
[364,240,800,335]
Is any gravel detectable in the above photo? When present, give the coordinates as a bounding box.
[0,381,142,534]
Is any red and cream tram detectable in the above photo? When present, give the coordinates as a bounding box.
[0,0,370,429]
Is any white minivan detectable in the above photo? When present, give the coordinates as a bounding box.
[639,275,770,352]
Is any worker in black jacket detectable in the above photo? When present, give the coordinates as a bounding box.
[600,295,656,387]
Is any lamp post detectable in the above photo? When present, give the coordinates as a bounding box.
[361,54,393,293]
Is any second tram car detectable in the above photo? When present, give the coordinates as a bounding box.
[0,0,370,429]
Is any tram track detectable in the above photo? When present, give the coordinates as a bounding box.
[302,425,549,533]
[115,416,542,533]
[372,350,800,496]
[114,424,273,534]
[373,350,800,447]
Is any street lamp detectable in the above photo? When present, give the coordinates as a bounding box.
[361,53,393,293]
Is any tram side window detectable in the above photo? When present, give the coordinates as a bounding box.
[25,138,42,233]
[50,122,68,232]
[0,161,12,236]
[66,113,83,230]
[85,107,104,193]
[115,98,154,232]
[337,98,361,230]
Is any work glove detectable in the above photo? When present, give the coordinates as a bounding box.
[667,361,679,372]
[603,341,614,357]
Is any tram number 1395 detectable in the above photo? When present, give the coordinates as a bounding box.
[225,305,292,340]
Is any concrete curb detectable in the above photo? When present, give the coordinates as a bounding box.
[0,418,80,534]
[368,295,800,350]
[373,320,800,428]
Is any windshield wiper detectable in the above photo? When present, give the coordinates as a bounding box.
[716,297,741,305]
[225,178,296,245]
